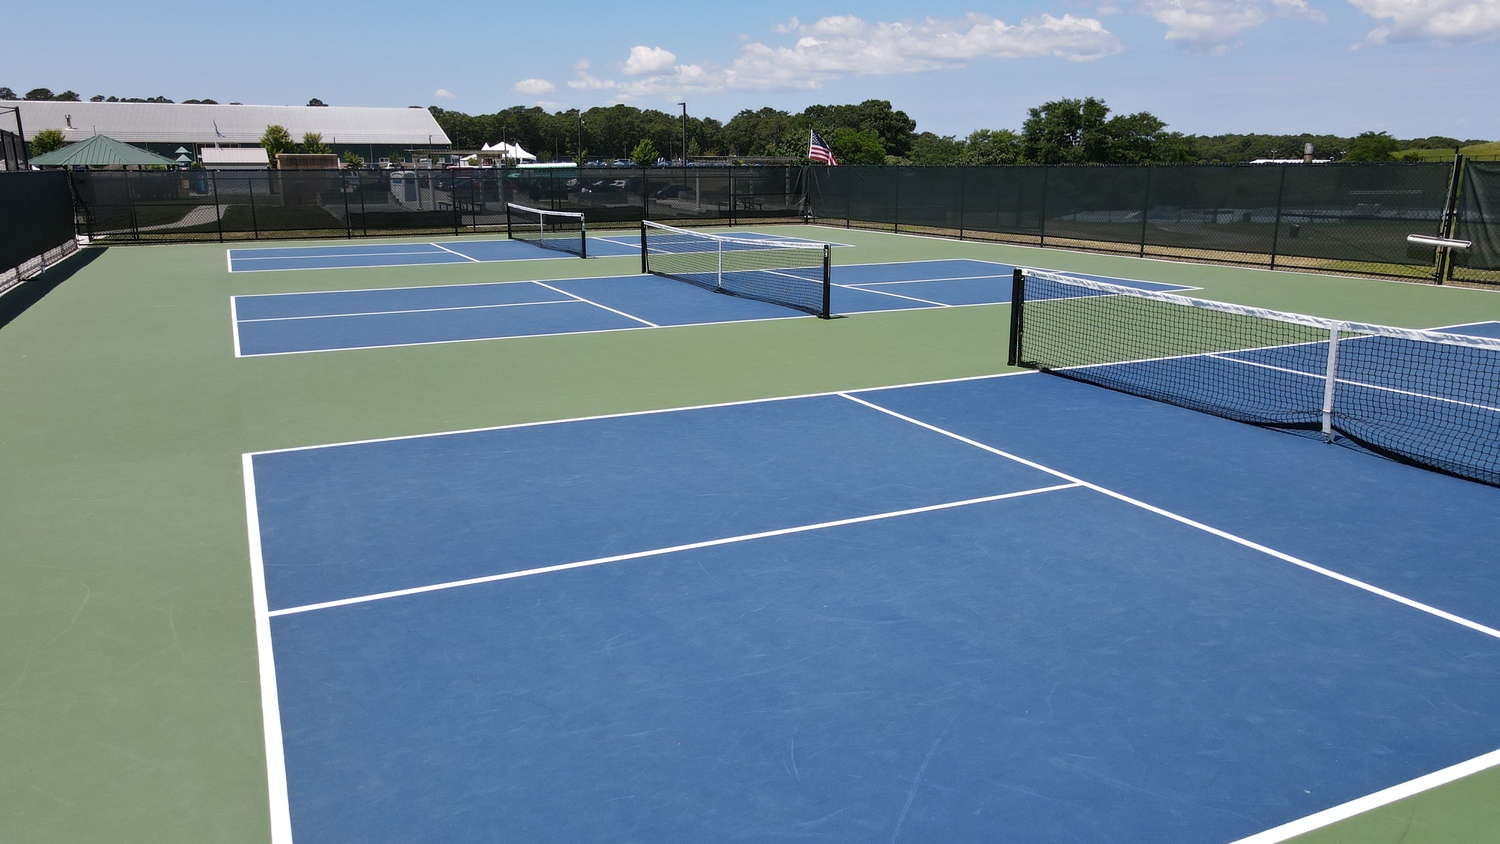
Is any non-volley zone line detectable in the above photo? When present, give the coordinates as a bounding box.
[226,236,641,272]
[248,379,1500,844]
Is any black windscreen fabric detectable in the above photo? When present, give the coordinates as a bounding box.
[1275,164,1450,266]
[961,167,1046,238]
[1143,166,1283,257]
[0,171,74,270]
[1042,166,1150,248]
[1456,161,1500,271]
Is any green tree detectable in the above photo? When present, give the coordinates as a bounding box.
[1345,131,1400,162]
[905,132,964,165]
[803,100,916,158]
[342,150,364,169]
[826,127,885,165]
[1021,97,1112,164]
[301,132,331,154]
[55,90,79,102]
[23,88,54,101]
[0,87,16,100]
[630,138,659,167]
[962,129,1023,165]
[29,128,67,156]
[260,125,295,164]
[307,98,328,107]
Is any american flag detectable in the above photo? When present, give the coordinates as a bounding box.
[809,130,838,166]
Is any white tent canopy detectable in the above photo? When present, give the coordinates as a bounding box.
[479,141,536,162]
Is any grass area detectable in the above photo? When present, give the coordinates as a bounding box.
[1402,141,1500,161]
[3,229,1500,842]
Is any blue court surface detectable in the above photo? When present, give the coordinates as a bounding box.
[231,260,1189,356]
[225,231,835,272]
[246,373,1500,843]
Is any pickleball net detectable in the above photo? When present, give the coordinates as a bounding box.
[1007,268,1500,486]
[506,203,587,258]
[641,221,832,317]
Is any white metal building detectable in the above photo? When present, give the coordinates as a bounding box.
[12,101,451,165]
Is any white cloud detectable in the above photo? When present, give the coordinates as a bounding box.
[568,13,1121,101]
[433,88,455,99]
[514,78,555,95]
[1349,0,1500,45]
[623,45,677,75]
[568,60,617,91]
[1141,0,1324,51]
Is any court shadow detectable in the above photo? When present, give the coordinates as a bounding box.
[0,247,106,332]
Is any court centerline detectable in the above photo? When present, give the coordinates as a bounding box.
[265,482,1083,616]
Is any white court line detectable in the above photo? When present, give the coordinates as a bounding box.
[837,391,1500,642]
[835,282,949,307]
[1202,353,1500,414]
[231,248,447,261]
[1426,319,1500,333]
[531,280,659,327]
[245,370,1036,455]
[233,276,548,299]
[1227,746,1500,844]
[429,242,483,263]
[235,321,655,358]
[241,456,293,844]
[265,483,1082,617]
[845,273,1013,288]
[230,296,243,358]
[232,298,1010,358]
[236,297,577,324]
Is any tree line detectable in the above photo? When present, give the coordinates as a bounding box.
[430,97,1487,166]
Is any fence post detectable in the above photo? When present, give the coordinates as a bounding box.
[211,171,224,243]
[1437,152,1465,284]
[892,167,900,233]
[844,168,851,228]
[1139,165,1152,257]
[341,169,352,238]
[958,166,967,241]
[1038,166,1049,247]
[123,169,140,242]
[1270,164,1287,270]
[358,170,368,237]
[248,174,260,239]
[729,167,736,227]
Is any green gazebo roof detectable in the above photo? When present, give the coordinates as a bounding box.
[30,133,180,167]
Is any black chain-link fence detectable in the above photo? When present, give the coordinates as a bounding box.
[1,171,77,295]
[68,166,808,244]
[808,163,1464,282]
[41,161,1500,286]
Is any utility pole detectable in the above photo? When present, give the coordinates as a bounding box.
[574,109,584,166]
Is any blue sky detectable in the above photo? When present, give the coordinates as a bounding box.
[5,0,1497,138]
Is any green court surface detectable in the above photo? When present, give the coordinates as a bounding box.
[3,225,1500,843]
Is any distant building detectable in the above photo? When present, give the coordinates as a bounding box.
[11,101,450,167]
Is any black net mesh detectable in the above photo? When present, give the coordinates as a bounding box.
[641,221,830,317]
[506,203,586,257]
[1011,270,1500,486]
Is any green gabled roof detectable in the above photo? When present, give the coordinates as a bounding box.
[30,133,179,167]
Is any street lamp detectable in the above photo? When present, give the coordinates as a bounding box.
[677,102,688,166]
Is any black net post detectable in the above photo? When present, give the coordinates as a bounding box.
[821,244,832,318]
[1007,268,1025,366]
[640,221,649,274]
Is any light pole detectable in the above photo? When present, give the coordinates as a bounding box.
[677,102,688,166]
[574,109,584,166]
